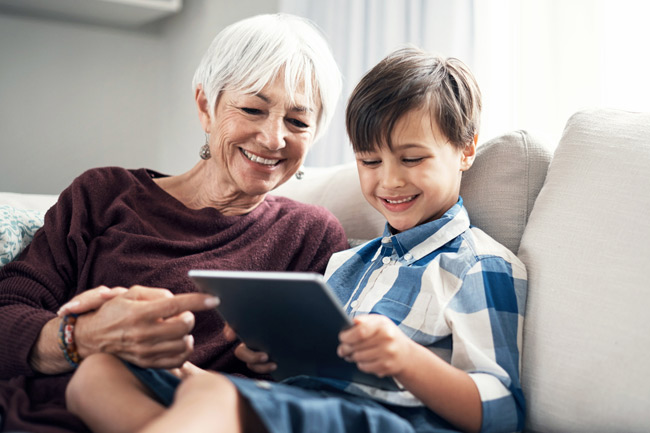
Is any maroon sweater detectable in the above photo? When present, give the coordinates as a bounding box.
[0,167,349,432]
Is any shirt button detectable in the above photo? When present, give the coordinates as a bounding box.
[350,300,359,308]
[381,237,391,244]
[404,253,413,260]
[255,380,272,390]
[382,257,391,264]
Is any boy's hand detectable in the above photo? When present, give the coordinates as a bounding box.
[337,314,413,378]
[223,323,277,374]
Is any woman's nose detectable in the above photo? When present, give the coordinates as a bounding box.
[257,117,286,150]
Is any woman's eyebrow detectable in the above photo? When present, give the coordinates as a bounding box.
[253,93,313,113]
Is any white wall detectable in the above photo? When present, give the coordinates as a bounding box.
[0,0,278,194]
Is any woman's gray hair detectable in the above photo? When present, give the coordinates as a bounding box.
[192,13,342,143]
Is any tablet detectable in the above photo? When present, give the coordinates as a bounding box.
[188,269,401,391]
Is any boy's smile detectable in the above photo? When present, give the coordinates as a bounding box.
[355,108,475,233]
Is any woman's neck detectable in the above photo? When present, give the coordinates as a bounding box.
[153,161,267,216]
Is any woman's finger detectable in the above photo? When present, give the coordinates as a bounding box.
[247,361,277,374]
[232,343,276,374]
[233,343,269,364]
[119,334,194,369]
[222,323,238,342]
[141,293,219,321]
[57,286,128,316]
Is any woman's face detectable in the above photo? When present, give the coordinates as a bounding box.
[205,76,319,198]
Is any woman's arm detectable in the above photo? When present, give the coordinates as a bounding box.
[28,286,219,374]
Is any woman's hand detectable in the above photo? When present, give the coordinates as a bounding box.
[57,286,128,316]
[337,314,414,378]
[223,323,276,374]
[72,286,219,370]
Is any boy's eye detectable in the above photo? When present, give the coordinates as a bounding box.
[287,118,309,128]
[241,107,263,115]
[403,157,424,164]
[361,160,381,166]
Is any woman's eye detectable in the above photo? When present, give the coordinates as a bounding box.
[241,107,262,115]
[287,118,309,128]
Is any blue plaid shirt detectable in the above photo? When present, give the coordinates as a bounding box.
[324,198,527,432]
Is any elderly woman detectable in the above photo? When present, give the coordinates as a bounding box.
[0,13,348,433]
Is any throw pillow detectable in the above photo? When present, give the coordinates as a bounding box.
[0,205,46,267]
[461,130,552,254]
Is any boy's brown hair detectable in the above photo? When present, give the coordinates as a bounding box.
[346,46,481,152]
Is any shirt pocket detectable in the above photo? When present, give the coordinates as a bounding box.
[370,293,432,339]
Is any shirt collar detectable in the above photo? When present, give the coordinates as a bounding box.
[379,197,470,263]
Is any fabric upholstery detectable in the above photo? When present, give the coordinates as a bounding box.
[0,205,45,267]
[462,131,551,254]
[273,164,385,242]
[518,108,650,432]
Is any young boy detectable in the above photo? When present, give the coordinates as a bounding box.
[65,47,527,433]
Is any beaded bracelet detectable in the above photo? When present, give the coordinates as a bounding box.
[57,313,81,368]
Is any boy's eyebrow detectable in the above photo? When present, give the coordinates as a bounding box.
[392,142,427,150]
[253,93,312,113]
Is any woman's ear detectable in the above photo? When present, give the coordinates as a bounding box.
[460,135,478,171]
[195,85,211,132]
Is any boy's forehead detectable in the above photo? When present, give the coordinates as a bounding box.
[390,108,447,143]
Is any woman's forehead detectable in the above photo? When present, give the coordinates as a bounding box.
[237,75,321,110]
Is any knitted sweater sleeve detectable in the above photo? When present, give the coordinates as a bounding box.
[0,170,98,378]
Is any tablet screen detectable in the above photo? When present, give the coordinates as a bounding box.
[189,269,400,391]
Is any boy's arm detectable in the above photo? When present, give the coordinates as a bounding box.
[339,256,526,433]
[339,315,482,433]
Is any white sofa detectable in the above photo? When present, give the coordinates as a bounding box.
[1,108,649,432]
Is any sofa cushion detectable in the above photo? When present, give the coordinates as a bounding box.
[518,108,650,431]
[273,164,385,243]
[0,191,58,212]
[276,131,551,254]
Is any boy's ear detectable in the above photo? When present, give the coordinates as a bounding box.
[459,135,478,171]
[195,85,212,133]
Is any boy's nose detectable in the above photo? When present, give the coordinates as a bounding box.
[380,163,407,189]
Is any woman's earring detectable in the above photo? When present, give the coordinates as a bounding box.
[295,168,305,180]
[199,134,211,160]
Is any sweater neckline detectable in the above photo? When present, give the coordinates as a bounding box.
[134,168,271,220]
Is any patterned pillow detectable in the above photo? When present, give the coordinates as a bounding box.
[0,205,46,267]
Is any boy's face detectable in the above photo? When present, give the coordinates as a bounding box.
[355,108,475,233]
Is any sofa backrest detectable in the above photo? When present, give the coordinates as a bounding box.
[275,130,552,254]
[518,108,650,432]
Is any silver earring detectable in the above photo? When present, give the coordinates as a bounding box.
[199,134,211,160]
[295,168,305,180]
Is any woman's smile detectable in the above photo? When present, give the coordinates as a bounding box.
[240,148,282,167]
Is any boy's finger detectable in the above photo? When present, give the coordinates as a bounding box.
[339,316,380,343]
